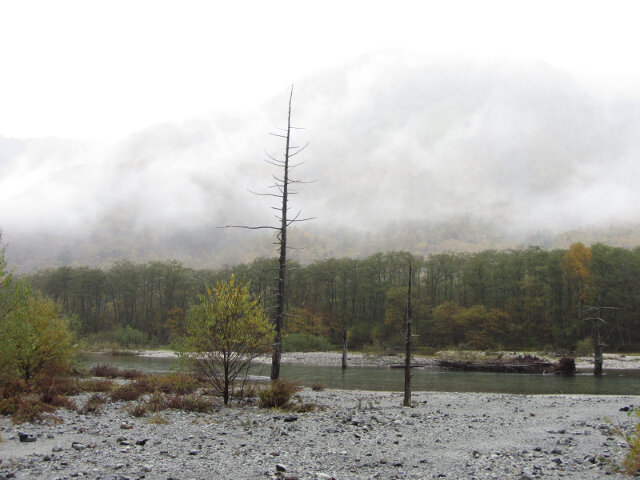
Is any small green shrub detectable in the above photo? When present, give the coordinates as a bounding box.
[282,333,333,352]
[258,379,301,408]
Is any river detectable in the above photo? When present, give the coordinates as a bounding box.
[78,352,640,395]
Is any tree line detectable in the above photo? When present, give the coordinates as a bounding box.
[25,243,640,352]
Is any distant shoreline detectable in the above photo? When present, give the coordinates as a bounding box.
[113,349,640,371]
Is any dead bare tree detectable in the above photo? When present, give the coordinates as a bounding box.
[403,260,413,407]
[579,305,619,376]
[224,85,312,380]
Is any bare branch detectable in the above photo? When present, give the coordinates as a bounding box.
[218,225,279,230]
[247,189,282,198]
[289,142,309,157]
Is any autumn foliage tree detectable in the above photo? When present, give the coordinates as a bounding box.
[0,238,74,382]
[178,276,273,405]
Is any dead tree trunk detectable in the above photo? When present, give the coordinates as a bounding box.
[594,323,603,376]
[342,330,348,370]
[580,305,618,377]
[269,89,294,381]
[403,260,413,407]
[223,85,312,381]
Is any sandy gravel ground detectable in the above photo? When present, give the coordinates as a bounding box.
[1,388,638,480]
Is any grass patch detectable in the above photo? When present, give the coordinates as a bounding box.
[310,383,325,392]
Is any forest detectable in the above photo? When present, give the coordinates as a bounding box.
[25,242,640,353]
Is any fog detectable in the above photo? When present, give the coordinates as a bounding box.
[2,55,640,270]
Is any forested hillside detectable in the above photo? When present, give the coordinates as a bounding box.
[26,243,640,352]
[7,217,640,274]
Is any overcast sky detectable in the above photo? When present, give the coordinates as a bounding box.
[2,0,640,140]
[2,0,640,255]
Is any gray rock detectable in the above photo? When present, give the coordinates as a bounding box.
[275,463,287,472]
[18,432,37,443]
[71,442,86,451]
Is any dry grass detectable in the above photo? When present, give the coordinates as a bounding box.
[136,373,200,395]
[128,402,148,417]
[79,378,114,393]
[258,379,301,409]
[147,413,169,424]
[36,375,80,401]
[78,393,108,415]
[110,383,146,402]
[164,394,213,413]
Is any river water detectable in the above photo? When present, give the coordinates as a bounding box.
[78,353,640,395]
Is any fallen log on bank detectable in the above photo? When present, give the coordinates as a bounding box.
[389,363,428,369]
[437,355,576,375]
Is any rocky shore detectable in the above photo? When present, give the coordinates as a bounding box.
[1,388,637,479]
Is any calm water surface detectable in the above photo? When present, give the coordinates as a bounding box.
[78,353,640,395]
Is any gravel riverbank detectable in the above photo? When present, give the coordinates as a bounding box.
[137,350,640,371]
[1,389,637,479]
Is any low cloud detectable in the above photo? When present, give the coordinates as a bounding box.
[2,54,640,262]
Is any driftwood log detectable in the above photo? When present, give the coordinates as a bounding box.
[437,356,576,375]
